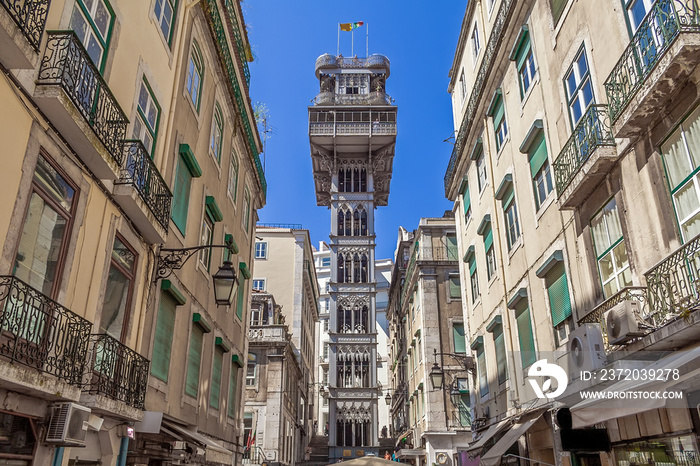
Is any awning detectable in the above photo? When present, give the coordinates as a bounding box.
[570,345,700,428]
[479,412,544,466]
[466,419,510,453]
[162,420,233,464]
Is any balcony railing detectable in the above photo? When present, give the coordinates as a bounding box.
[645,232,700,327]
[84,334,149,409]
[0,276,91,385]
[552,105,616,195]
[1,0,50,50]
[605,0,700,122]
[315,54,390,75]
[222,0,250,87]
[249,325,286,342]
[313,91,393,106]
[37,31,128,165]
[116,140,173,230]
[578,287,648,350]
[202,0,266,199]
[444,0,516,196]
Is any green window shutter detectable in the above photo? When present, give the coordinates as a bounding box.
[494,327,508,384]
[185,324,204,397]
[515,32,531,70]
[462,184,471,215]
[228,365,238,418]
[151,292,177,382]
[236,277,246,320]
[469,256,477,275]
[550,0,567,23]
[546,262,572,326]
[515,303,537,367]
[502,186,515,209]
[205,196,224,222]
[447,235,458,260]
[484,226,493,251]
[477,348,489,397]
[172,156,192,235]
[459,393,471,426]
[453,323,466,353]
[529,132,548,178]
[449,275,461,298]
[210,347,224,409]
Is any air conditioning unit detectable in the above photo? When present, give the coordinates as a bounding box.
[46,403,91,446]
[568,323,606,379]
[604,300,644,345]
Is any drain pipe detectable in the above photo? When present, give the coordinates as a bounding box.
[116,437,129,466]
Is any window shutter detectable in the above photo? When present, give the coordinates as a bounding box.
[236,277,246,320]
[515,33,531,70]
[494,328,507,384]
[210,347,224,409]
[172,157,192,234]
[453,323,466,353]
[550,0,568,23]
[228,365,238,418]
[447,235,459,260]
[484,227,493,251]
[502,186,515,209]
[469,256,477,275]
[515,303,537,367]
[546,262,572,326]
[186,324,204,397]
[529,132,549,178]
[477,349,489,397]
[493,100,505,127]
[449,275,461,298]
[462,184,471,215]
[151,292,177,382]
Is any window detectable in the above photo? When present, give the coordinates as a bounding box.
[69,0,114,70]
[14,155,77,298]
[461,182,472,223]
[151,288,182,382]
[172,145,201,235]
[99,235,137,342]
[254,242,267,259]
[468,253,480,303]
[476,342,488,397]
[210,345,224,409]
[565,47,594,126]
[476,151,488,192]
[186,41,204,110]
[512,29,536,99]
[545,262,573,346]
[490,321,508,385]
[252,279,265,291]
[528,132,553,210]
[449,273,461,299]
[662,105,700,242]
[154,0,176,44]
[228,364,238,418]
[243,188,251,232]
[481,223,496,280]
[185,321,205,397]
[501,186,521,250]
[446,234,459,261]
[228,153,239,201]
[210,104,224,163]
[591,198,632,298]
[514,300,536,368]
[323,318,329,332]
[487,0,496,12]
[452,323,466,353]
[550,0,568,24]
[199,215,213,270]
[471,24,480,62]
[456,378,471,427]
[338,74,367,95]
[489,91,508,152]
[338,168,367,192]
[323,342,329,360]
[246,353,257,386]
[236,270,248,321]
[133,78,160,155]
[243,413,253,446]
[321,257,331,267]
[459,69,467,102]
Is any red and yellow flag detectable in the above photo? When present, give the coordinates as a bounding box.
[340,21,364,31]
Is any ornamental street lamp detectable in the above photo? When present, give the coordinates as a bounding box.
[429,348,475,390]
[429,361,444,390]
[155,237,239,306]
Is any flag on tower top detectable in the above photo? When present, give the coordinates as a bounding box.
[340,21,364,31]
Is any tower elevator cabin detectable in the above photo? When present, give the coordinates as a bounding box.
[309,53,397,461]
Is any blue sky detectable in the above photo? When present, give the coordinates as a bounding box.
[245,1,464,261]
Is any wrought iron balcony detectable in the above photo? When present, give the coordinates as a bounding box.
[605,0,700,134]
[314,53,390,78]
[222,0,250,87]
[1,0,50,51]
[84,333,149,409]
[552,105,617,209]
[114,140,173,234]
[0,276,91,386]
[645,232,700,327]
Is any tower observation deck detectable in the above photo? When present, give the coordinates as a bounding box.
[309,53,396,461]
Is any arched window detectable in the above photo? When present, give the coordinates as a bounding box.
[360,169,367,191]
[186,41,204,110]
[360,254,368,283]
[345,254,352,283]
[353,210,360,236]
[344,208,352,236]
[338,210,345,236]
[210,103,224,162]
[353,168,361,192]
[357,206,368,236]
[337,254,345,283]
[353,253,361,283]
[338,168,347,192]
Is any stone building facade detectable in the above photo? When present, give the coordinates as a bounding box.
[446,0,700,465]
[0,0,265,464]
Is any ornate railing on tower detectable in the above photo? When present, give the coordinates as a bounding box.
[444,0,516,196]
[38,31,128,165]
[117,140,173,230]
[1,0,50,50]
[552,105,616,194]
[84,333,150,409]
[605,0,700,122]
[0,275,91,386]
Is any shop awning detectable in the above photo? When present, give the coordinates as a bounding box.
[570,345,700,428]
[162,420,233,465]
[465,419,510,453]
[479,412,544,466]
